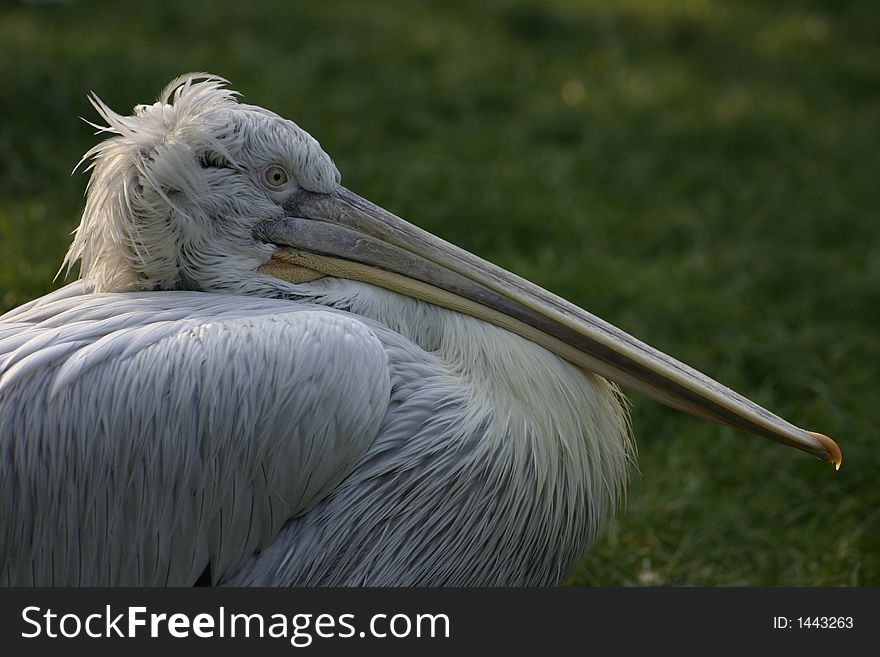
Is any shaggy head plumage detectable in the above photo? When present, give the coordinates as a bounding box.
[65,73,340,293]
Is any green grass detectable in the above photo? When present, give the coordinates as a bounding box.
[2,0,877,585]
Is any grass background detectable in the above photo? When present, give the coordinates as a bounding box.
[1,0,877,585]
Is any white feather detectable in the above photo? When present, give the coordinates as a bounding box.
[1,75,635,585]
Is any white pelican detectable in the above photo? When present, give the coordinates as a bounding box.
[0,74,840,586]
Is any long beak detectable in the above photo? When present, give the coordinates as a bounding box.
[255,186,841,469]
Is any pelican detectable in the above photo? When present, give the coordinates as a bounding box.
[0,74,840,586]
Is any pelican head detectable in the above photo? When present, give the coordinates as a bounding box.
[66,73,840,470]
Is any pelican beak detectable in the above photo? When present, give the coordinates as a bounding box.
[255,187,841,469]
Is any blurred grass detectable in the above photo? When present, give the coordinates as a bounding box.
[1,0,877,585]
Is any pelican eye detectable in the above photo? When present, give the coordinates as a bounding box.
[263,166,290,189]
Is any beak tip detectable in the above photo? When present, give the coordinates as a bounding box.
[808,431,842,470]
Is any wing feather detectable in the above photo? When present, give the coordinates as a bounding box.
[0,291,391,585]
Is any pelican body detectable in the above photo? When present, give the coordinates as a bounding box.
[0,75,839,586]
